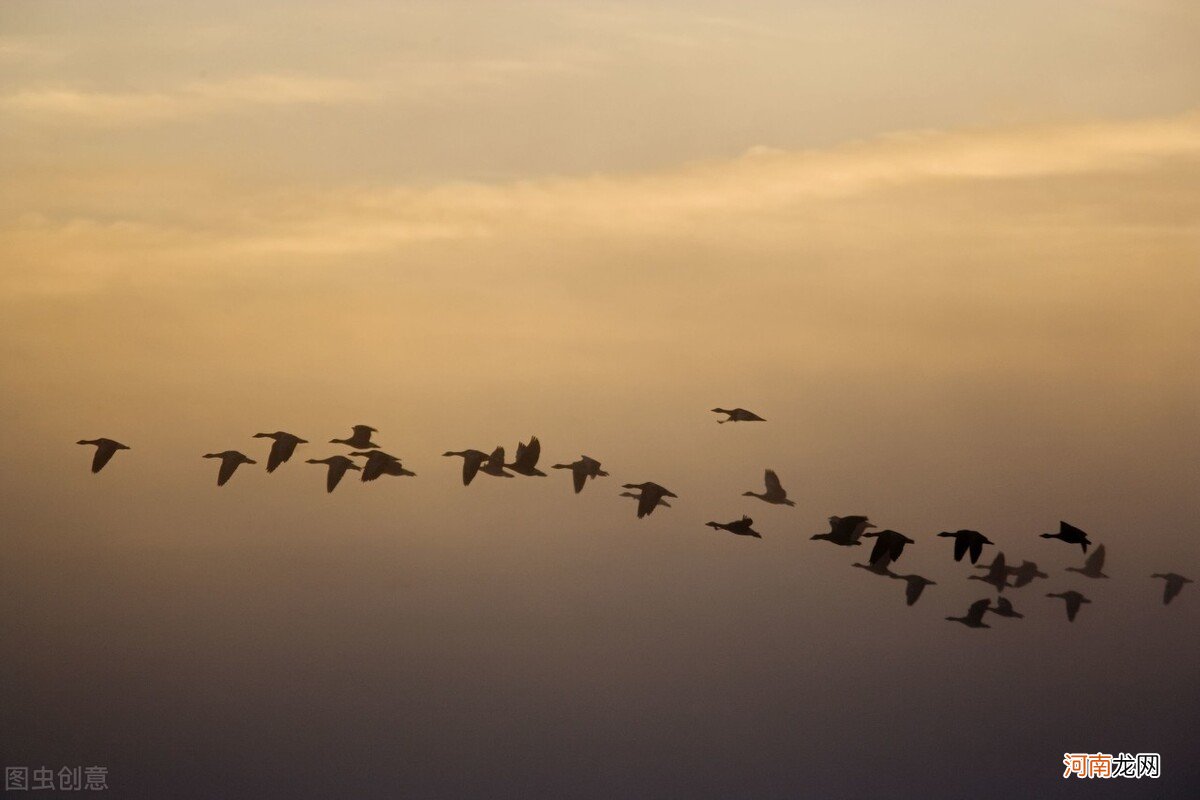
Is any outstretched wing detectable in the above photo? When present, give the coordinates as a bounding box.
[327,461,349,493]
[217,456,239,486]
[571,464,586,494]
[637,492,657,518]
[463,455,482,486]
[1164,579,1181,605]
[764,469,783,494]
[954,536,969,562]
[91,443,117,473]
[1086,545,1105,572]
[523,437,541,468]
[968,537,984,564]
[869,537,891,566]
[966,598,990,624]
[267,438,289,472]
[905,578,927,606]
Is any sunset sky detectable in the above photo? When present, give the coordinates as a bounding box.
[2,2,1198,797]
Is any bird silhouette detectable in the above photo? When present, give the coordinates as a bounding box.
[349,450,414,481]
[506,437,546,476]
[479,446,513,478]
[1040,521,1091,553]
[305,455,361,493]
[852,560,893,576]
[330,425,379,449]
[621,482,677,518]
[1150,573,1192,605]
[619,491,671,509]
[811,515,874,546]
[442,449,492,486]
[1046,590,1091,622]
[988,597,1024,619]
[252,431,307,472]
[891,573,936,606]
[1007,560,1049,588]
[76,438,129,473]
[203,450,256,486]
[862,529,914,565]
[969,551,1009,593]
[552,455,608,494]
[1065,544,1109,579]
[706,516,762,538]
[742,469,795,506]
[712,407,766,423]
[937,530,993,564]
[946,598,992,628]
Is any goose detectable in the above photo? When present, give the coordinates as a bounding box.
[937,530,993,564]
[552,455,608,494]
[706,516,762,538]
[330,425,379,449]
[203,450,256,486]
[890,573,936,606]
[1008,560,1049,589]
[852,560,893,576]
[619,491,671,510]
[712,407,766,423]
[968,552,1009,593]
[349,450,414,481]
[742,469,795,506]
[862,529,914,566]
[946,598,992,628]
[252,431,307,472]
[988,597,1024,619]
[442,450,492,486]
[1040,521,1092,553]
[1046,590,1091,622]
[506,436,546,476]
[479,446,513,478]
[811,515,874,547]
[1150,573,1192,605]
[305,455,361,493]
[1065,544,1109,578]
[76,438,129,473]
[621,482,677,518]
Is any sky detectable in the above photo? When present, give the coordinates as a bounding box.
[1,2,1198,797]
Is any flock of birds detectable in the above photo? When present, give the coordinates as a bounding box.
[77,406,1193,623]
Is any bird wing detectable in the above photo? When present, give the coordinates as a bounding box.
[954,536,969,562]
[996,597,1013,613]
[571,464,586,494]
[869,537,891,566]
[888,536,908,561]
[1065,596,1080,621]
[764,469,783,494]
[352,425,375,437]
[91,443,117,473]
[1164,579,1181,605]
[525,437,541,468]
[463,455,483,485]
[217,456,239,486]
[327,461,349,492]
[968,537,984,564]
[266,438,289,472]
[637,491,657,518]
[989,552,1007,581]
[966,599,990,624]
[1086,545,1105,572]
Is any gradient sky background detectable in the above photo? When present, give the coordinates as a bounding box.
[2,2,1198,797]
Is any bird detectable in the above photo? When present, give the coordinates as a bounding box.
[305,455,361,493]
[442,449,492,486]
[852,560,893,576]
[891,573,936,606]
[1007,560,1049,589]
[76,438,129,473]
[1040,521,1092,553]
[1046,590,1091,622]
[330,425,379,449]
[988,597,1024,619]
[349,450,413,481]
[506,437,546,476]
[479,447,513,478]
[937,530,993,564]
[252,431,307,472]
[811,515,874,547]
[712,407,766,423]
[1065,544,1109,579]
[946,598,992,628]
[742,469,795,506]
[621,482,677,518]
[1150,573,1193,605]
[969,551,1009,593]
[203,450,256,486]
[619,491,671,510]
[705,516,762,538]
[551,455,608,494]
[862,529,914,566]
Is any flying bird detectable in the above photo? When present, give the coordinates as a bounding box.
[1065,544,1109,578]
[1007,560,1049,589]
[969,552,1010,593]
[203,450,256,486]
[937,530,993,564]
[305,455,361,493]
[619,491,671,510]
[442,449,492,486]
[479,447,513,478]
[621,482,677,518]
[349,450,414,481]
[891,573,936,606]
[712,407,766,423]
[552,455,609,494]
[76,438,129,473]
[988,597,1024,619]
[330,425,379,449]
[705,516,762,538]
[742,469,795,506]
[1150,573,1193,605]
[811,515,874,547]
[862,529,914,566]
[506,436,547,476]
[252,431,307,473]
[946,598,992,628]
[1040,521,1092,553]
[1046,590,1091,622]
